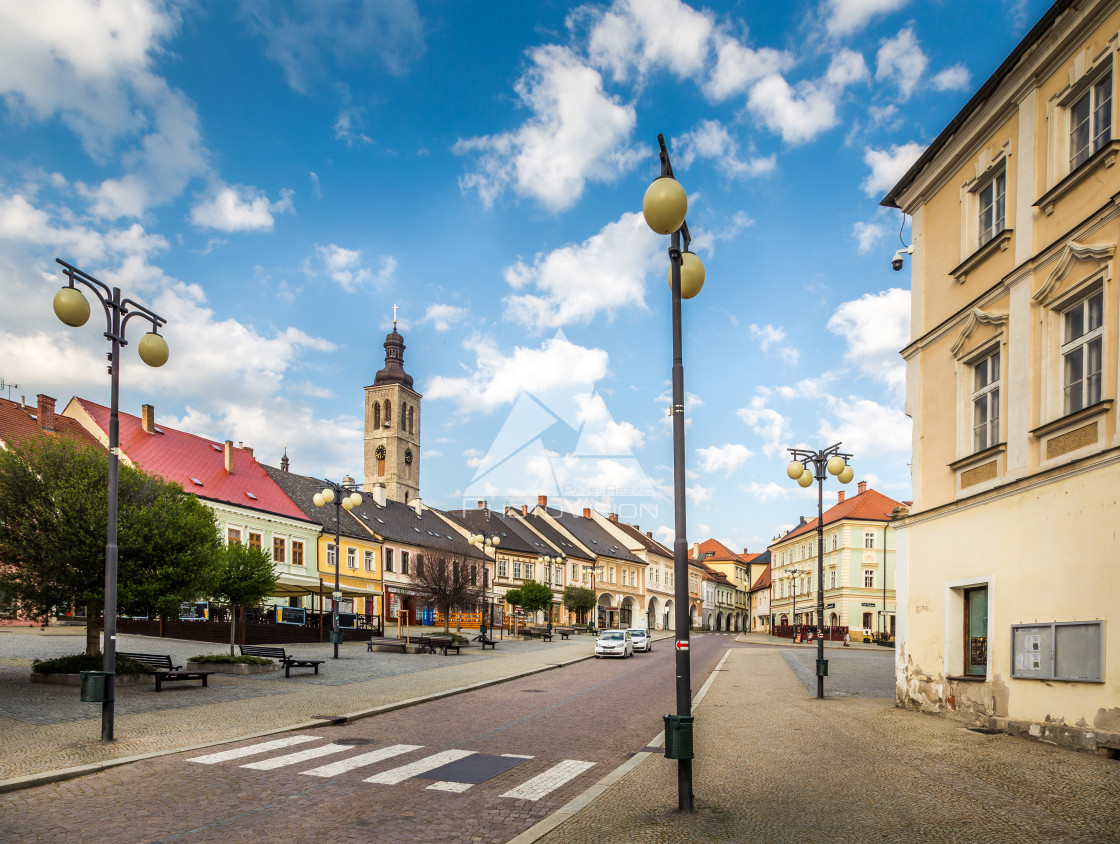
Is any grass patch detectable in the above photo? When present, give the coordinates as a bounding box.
[31,653,156,675]
[187,653,272,666]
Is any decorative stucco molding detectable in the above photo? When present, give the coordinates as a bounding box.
[950,309,1008,359]
[1033,241,1115,306]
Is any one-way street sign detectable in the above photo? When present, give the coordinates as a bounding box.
[675,640,689,651]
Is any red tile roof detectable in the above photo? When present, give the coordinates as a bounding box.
[0,396,101,450]
[694,538,751,563]
[69,398,311,522]
[749,564,771,591]
[778,487,901,543]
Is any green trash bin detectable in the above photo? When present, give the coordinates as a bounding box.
[79,670,111,703]
[329,630,344,645]
[663,714,694,760]
[816,658,829,677]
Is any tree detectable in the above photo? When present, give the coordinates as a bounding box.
[516,580,555,625]
[563,585,596,624]
[0,437,222,655]
[211,542,277,655]
[409,553,484,633]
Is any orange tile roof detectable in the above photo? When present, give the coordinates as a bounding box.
[0,396,100,450]
[694,537,751,563]
[778,487,901,543]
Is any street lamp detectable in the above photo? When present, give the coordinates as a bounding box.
[52,258,168,743]
[643,133,705,813]
[786,568,807,636]
[468,532,501,637]
[786,443,853,699]
[534,552,562,628]
[314,480,364,659]
[581,562,604,628]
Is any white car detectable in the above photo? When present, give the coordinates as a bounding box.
[627,628,652,652]
[594,629,633,658]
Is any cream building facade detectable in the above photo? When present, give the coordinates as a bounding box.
[884,0,1120,752]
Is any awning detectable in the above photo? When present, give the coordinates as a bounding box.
[272,572,324,598]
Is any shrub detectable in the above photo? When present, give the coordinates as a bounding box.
[187,653,272,666]
[450,633,469,645]
[31,653,156,675]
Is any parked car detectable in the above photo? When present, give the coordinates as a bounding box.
[627,628,652,652]
[594,629,633,658]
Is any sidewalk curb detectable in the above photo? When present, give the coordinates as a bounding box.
[0,651,594,795]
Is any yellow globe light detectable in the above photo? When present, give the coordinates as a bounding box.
[349,492,362,507]
[137,332,169,367]
[53,287,90,327]
[322,488,335,504]
[838,465,855,484]
[642,177,687,235]
[786,460,805,480]
[797,469,815,488]
[491,536,500,547]
[826,455,846,476]
[668,251,705,299]
[342,497,353,511]
[313,493,325,507]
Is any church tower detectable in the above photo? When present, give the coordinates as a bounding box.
[363,314,421,503]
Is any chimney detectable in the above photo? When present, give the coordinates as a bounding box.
[521,504,528,515]
[342,475,354,486]
[141,403,155,434]
[243,446,253,457]
[609,513,618,522]
[538,495,547,507]
[582,507,591,519]
[280,447,290,473]
[224,440,234,473]
[372,484,386,506]
[837,490,845,504]
[237,441,243,449]
[742,548,749,556]
[857,480,867,494]
[477,500,487,510]
[410,497,423,515]
[646,531,652,538]
[36,394,56,431]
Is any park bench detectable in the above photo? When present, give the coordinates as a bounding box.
[367,636,409,653]
[424,635,461,655]
[239,645,324,678]
[521,627,553,641]
[117,652,214,692]
[555,628,574,640]
[474,631,497,650]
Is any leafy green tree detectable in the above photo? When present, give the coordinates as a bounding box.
[0,437,222,655]
[562,585,596,624]
[516,580,555,625]
[211,543,277,655]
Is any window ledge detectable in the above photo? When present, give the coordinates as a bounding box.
[949,442,1006,472]
[951,230,1013,284]
[1030,399,1113,438]
[1035,139,1120,214]
[947,674,987,683]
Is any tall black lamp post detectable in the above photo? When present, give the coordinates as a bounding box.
[581,562,604,628]
[314,480,364,658]
[786,444,854,699]
[787,567,806,634]
[51,258,169,742]
[642,134,706,813]
[468,532,501,636]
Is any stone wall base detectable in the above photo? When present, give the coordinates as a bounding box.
[184,661,280,674]
[29,673,152,687]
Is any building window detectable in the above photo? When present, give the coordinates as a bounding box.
[292,541,304,567]
[544,565,551,585]
[964,586,989,676]
[571,563,578,580]
[227,528,241,546]
[347,547,357,569]
[829,570,836,589]
[498,559,507,578]
[525,563,534,580]
[1063,290,1103,414]
[248,532,262,551]
[864,569,875,588]
[384,548,394,573]
[415,554,425,577]
[273,537,286,563]
[401,551,409,575]
[326,543,337,567]
[609,566,615,583]
[1070,70,1112,171]
[514,561,522,579]
[555,565,562,584]
[831,534,837,551]
[972,348,1001,451]
[862,611,873,629]
[470,565,477,585]
[864,531,875,549]
[365,550,375,571]
[977,170,1006,247]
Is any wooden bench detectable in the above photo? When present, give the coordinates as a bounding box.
[424,635,461,655]
[117,652,214,692]
[474,632,497,650]
[555,628,574,640]
[239,645,324,678]
[367,636,409,653]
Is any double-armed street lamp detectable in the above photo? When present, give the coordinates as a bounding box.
[52,258,169,742]
[534,552,563,627]
[467,532,501,634]
[785,444,854,700]
[786,567,807,633]
[581,561,604,628]
[642,133,706,813]
[314,481,364,659]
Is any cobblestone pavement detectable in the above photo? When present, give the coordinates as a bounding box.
[535,647,1120,844]
[781,646,896,698]
[0,627,617,783]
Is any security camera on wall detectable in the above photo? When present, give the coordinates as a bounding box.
[892,245,913,272]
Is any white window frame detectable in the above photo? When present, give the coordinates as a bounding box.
[525,563,534,580]
[513,561,522,579]
[384,548,394,573]
[498,559,508,578]
[1046,53,1116,190]
[327,543,337,568]
[365,550,375,571]
[347,547,357,569]
[1070,69,1113,171]
[1062,289,1104,415]
[971,347,1001,452]
[864,531,875,549]
[977,168,1006,248]
[864,568,875,588]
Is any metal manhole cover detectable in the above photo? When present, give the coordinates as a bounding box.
[335,738,375,746]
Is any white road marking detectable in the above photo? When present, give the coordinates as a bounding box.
[300,744,423,777]
[187,736,318,764]
[501,760,597,801]
[240,742,351,770]
[363,749,475,784]
[426,781,472,792]
[501,753,534,759]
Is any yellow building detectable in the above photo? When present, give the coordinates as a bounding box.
[884,0,1120,753]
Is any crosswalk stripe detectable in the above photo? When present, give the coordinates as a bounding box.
[188,736,318,764]
[241,742,351,770]
[363,749,475,785]
[300,744,423,777]
[426,781,472,792]
[500,759,597,801]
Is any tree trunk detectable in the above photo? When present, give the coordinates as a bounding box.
[443,601,450,634]
[86,600,101,656]
[229,604,237,656]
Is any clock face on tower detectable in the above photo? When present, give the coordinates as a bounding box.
[404,449,413,465]
[375,445,386,460]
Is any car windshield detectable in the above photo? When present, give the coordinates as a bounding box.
[600,632,624,640]
[628,630,646,638]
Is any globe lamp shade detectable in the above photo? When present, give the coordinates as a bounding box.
[797,469,815,488]
[491,536,500,547]
[838,465,855,484]
[53,287,90,328]
[322,488,335,504]
[642,177,687,235]
[349,492,363,507]
[786,460,805,480]
[668,251,705,299]
[342,497,353,511]
[313,493,325,507]
[826,455,846,476]
[137,332,169,368]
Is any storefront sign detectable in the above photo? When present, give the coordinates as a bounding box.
[275,606,306,625]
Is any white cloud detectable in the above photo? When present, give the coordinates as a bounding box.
[503,211,662,330]
[190,184,294,232]
[825,49,870,87]
[748,74,842,145]
[674,121,776,179]
[862,142,926,197]
[454,45,638,212]
[741,481,793,502]
[426,333,610,414]
[703,33,794,101]
[875,28,928,100]
[852,220,888,254]
[333,108,373,146]
[822,0,909,37]
[575,392,644,453]
[421,304,466,332]
[313,244,396,292]
[584,0,714,84]
[686,484,713,505]
[818,396,911,455]
[749,323,799,365]
[696,443,752,476]
[826,287,910,394]
[737,395,791,457]
[932,64,971,91]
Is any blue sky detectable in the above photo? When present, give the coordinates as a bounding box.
[0,0,1048,553]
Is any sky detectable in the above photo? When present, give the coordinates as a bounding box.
[0,0,1051,554]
